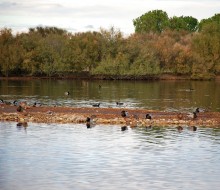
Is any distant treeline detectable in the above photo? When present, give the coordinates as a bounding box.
[0,10,220,79]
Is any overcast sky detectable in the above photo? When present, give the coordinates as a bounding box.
[0,0,219,35]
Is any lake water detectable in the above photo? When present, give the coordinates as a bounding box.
[1,79,220,189]
[1,122,220,190]
[0,79,220,112]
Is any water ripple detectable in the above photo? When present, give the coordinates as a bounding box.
[0,122,220,190]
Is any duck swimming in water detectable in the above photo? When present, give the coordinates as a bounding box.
[188,126,197,131]
[177,126,183,132]
[13,100,19,106]
[92,103,100,107]
[64,91,70,96]
[116,102,123,106]
[86,116,97,128]
[33,102,42,107]
[86,117,91,128]
[121,126,128,131]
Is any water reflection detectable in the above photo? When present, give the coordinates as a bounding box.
[1,122,220,190]
[0,80,220,112]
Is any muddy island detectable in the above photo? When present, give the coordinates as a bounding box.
[1,104,220,127]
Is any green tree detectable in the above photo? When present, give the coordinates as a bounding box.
[133,10,169,33]
[198,14,220,31]
[169,16,198,32]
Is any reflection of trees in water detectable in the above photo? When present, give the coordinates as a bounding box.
[0,80,219,111]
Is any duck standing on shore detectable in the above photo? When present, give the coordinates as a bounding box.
[146,114,152,120]
[121,110,128,118]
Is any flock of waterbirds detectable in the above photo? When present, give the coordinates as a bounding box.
[1,93,202,132]
[86,106,201,132]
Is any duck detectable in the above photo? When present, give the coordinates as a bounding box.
[86,122,91,128]
[193,111,197,119]
[16,105,24,112]
[188,126,197,131]
[116,102,123,106]
[121,126,128,131]
[177,126,183,132]
[92,103,100,107]
[86,116,96,128]
[13,100,19,106]
[86,117,91,128]
[121,110,128,117]
[195,107,206,113]
[20,101,27,109]
[16,122,28,128]
[64,91,70,96]
[146,114,152,120]
[33,102,42,107]
[177,113,183,120]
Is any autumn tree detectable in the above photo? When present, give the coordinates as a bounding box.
[192,19,220,79]
[0,28,24,76]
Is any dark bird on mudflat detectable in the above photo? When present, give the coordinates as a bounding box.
[177,113,183,120]
[17,105,24,112]
[146,114,152,120]
[121,110,128,118]
[193,111,197,119]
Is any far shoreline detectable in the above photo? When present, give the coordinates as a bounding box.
[1,74,220,81]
